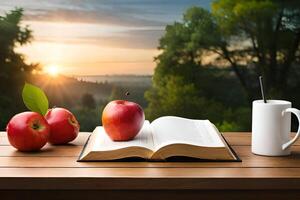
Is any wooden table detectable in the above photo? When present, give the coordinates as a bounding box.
[0,132,300,200]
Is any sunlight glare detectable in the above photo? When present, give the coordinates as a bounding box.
[45,65,60,77]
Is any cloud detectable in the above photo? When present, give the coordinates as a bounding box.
[23,9,167,27]
[2,0,213,74]
[1,0,212,48]
[0,0,212,27]
[34,29,165,49]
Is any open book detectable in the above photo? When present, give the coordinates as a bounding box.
[78,116,238,161]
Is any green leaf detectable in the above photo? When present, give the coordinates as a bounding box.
[22,83,49,115]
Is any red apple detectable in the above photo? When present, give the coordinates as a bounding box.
[6,112,50,151]
[45,108,80,145]
[102,100,145,141]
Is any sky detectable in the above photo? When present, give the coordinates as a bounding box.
[0,0,211,75]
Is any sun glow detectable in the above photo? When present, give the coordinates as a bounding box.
[45,65,60,77]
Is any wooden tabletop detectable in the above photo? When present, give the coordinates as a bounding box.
[1,131,300,198]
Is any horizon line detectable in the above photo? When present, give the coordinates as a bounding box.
[69,74,153,77]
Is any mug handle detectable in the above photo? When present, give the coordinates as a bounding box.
[282,108,300,150]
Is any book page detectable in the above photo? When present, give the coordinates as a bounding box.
[150,116,225,150]
[89,120,154,152]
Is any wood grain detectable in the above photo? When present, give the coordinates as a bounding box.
[1,132,299,146]
[0,131,300,195]
[0,132,90,146]
[1,190,300,200]
[223,132,300,146]
[0,168,300,190]
[0,146,299,168]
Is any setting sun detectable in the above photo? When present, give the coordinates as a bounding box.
[45,65,60,77]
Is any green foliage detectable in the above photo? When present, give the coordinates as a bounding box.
[217,105,252,131]
[72,107,101,132]
[145,74,251,130]
[0,8,111,131]
[0,8,32,50]
[109,84,150,108]
[211,0,300,99]
[146,1,300,131]
[0,8,36,129]
[217,121,241,132]
[146,76,201,119]
[146,75,224,121]
[22,83,49,115]
[81,93,96,109]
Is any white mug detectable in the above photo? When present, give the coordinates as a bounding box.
[252,100,300,156]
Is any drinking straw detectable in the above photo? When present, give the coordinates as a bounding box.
[259,76,267,103]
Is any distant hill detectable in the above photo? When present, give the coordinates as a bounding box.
[30,74,113,106]
[74,75,152,87]
[29,74,152,108]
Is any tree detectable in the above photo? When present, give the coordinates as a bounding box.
[150,1,300,101]
[211,0,300,100]
[145,75,226,122]
[0,8,36,129]
[81,93,96,109]
[145,1,300,130]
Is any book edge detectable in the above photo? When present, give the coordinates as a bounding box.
[219,133,242,162]
[77,128,155,161]
[77,134,92,162]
